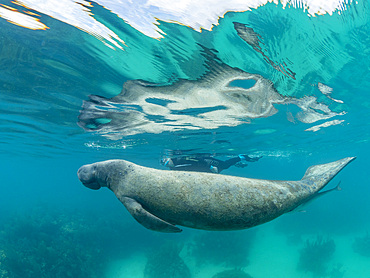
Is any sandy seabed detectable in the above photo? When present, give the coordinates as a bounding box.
[107,223,370,278]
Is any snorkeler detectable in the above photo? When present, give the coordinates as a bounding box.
[161,153,262,173]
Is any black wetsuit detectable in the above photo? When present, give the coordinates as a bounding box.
[164,154,260,173]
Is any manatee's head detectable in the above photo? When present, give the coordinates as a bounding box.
[77,160,130,190]
[77,163,103,190]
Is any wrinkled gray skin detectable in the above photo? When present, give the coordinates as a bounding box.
[77,157,355,233]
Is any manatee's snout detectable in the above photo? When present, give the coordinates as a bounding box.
[77,164,101,190]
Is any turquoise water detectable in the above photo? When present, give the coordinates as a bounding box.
[0,0,370,277]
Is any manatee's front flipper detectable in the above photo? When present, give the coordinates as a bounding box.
[120,196,182,233]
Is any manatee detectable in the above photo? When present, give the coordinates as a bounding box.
[77,157,355,233]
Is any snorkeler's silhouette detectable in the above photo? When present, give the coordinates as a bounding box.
[161,153,261,173]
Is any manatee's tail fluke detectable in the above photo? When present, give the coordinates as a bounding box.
[301,157,356,191]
